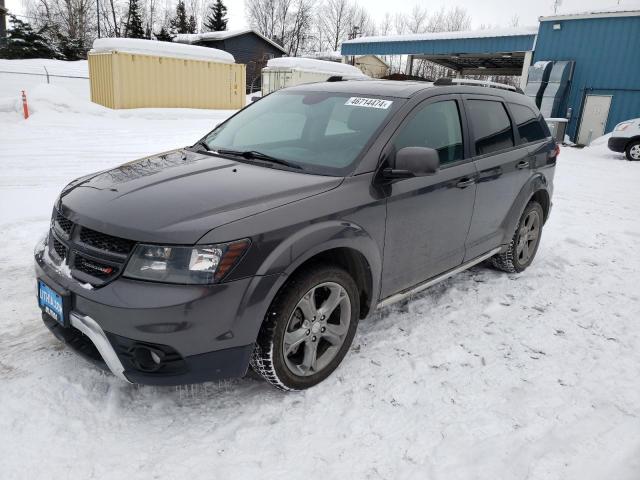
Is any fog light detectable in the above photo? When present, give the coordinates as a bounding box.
[131,346,164,372]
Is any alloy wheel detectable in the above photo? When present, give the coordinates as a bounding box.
[630,144,640,160]
[282,282,351,377]
[516,210,540,264]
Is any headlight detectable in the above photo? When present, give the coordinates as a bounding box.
[123,239,250,284]
[615,122,632,131]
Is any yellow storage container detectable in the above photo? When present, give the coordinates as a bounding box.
[88,40,245,110]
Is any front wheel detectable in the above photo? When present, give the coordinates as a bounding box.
[250,264,360,391]
[625,140,640,161]
[492,201,544,273]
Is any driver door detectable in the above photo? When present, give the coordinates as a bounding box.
[381,96,478,298]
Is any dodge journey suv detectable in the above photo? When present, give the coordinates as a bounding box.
[35,78,558,390]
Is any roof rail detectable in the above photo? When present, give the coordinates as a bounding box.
[327,75,344,82]
[434,77,524,94]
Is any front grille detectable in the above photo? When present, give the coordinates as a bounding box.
[80,227,135,256]
[49,209,136,287]
[55,211,73,235]
[52,238,67,260]
[74,254,119,279]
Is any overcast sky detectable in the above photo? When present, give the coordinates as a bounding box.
[5,0,638,33]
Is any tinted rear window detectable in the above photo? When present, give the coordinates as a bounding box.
[467,100,514,155]
[509,103,547,144]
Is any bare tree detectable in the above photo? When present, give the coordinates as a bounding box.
[406,4,428,33]
[286,0,313,56]
[320,0,353,51]
[378,12,392,36]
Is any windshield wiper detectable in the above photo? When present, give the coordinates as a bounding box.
[216,149,302,170]
[193,140,210,152]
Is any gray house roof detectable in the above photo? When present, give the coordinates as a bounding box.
[174,29,287,54]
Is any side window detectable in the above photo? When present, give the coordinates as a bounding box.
[509,103,547,144]
[466,100,514,155]
[392,100,463,165]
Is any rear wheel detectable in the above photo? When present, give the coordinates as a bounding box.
[625,140,640,161]
[250,264,359,390]
[492,201,544,273]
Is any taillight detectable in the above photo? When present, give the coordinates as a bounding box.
[550,143,560,159]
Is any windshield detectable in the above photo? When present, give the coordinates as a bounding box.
[202,90,400,176]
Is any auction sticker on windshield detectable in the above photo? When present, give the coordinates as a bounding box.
[345,97,393,109]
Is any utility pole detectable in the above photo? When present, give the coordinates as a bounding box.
[0,0,7,46]
[347,25,360,66]
[553,0,563,14]
[96,0,101,38]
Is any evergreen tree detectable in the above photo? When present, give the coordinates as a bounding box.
[204,0,227,32]
[170,1,191,34]
[155,26,174,41]
[0,15,60,59]
[188,14,197,34]
[125,0,146,39]
[55,34,86,60]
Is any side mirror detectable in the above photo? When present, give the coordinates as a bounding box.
[384,147,440,179]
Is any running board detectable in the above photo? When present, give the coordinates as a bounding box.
[376,247,502,309]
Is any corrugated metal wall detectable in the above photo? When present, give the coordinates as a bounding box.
[534,16,640,139]
[89,52,245,110]
[341,34,537,56]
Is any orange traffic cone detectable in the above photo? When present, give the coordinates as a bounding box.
[21,90,29,119]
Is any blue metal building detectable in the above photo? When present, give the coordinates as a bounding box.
[341,7,640,143]
[534,10,640,142]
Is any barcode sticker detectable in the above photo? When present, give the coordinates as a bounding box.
[345,97,393,109]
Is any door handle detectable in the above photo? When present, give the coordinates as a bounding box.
[516,160,530,169]
[456,177,476,189]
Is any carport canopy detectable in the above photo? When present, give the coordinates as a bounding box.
[341,26,538,77]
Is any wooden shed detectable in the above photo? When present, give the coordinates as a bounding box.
[88,38,245,110]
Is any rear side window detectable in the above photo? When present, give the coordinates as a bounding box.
[509,103,547,144]
[392,100,464,165]
[467,100,514,155]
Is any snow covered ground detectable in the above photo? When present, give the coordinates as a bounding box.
[1,81,640,480]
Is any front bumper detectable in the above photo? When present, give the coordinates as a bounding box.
[35,241,280,385]
[608,136,628,153]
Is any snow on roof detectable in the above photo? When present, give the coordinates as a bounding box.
[91,38,235,64]
[303,50,343,61]
[343,26,539,44]
[265,57,368,77]
[540,3,640,21]
[174,29,288,54]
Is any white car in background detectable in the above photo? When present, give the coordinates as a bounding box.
[608,118,640,161]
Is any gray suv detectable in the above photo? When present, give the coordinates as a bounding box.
[35,79,558,390]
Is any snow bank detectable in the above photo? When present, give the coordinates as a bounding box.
[343,26,539,45]
[91,38,235,64]
[25,83,111,116]
[0,94,20,113]
[0,58,88,78]
[265,57,368,77]
[0,59,91,101]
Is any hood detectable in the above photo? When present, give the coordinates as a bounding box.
[59,149,343,244]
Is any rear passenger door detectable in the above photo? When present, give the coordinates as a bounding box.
[462,96,533,261]
[381,96,477,298]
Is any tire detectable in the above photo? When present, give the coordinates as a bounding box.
[625,140,640,161]
[491,201,544,273]
[250,264,360,391]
